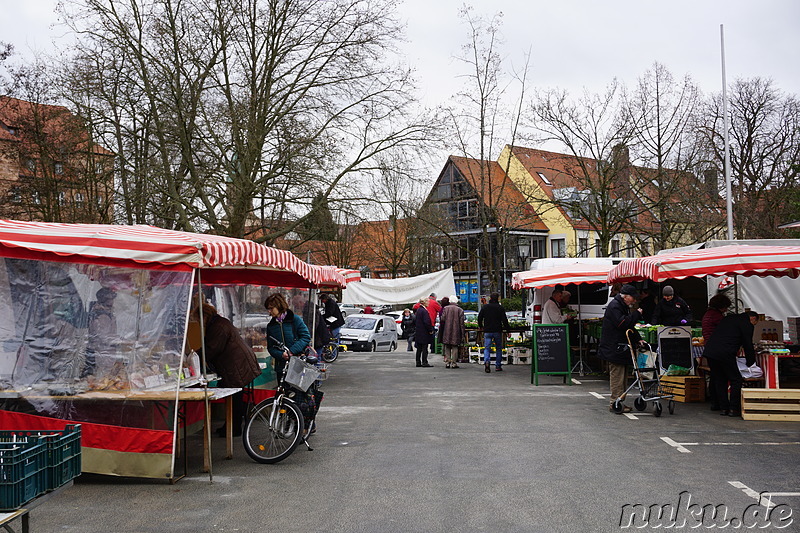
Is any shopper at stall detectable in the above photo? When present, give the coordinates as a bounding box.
[319,292,345,352]
[638,287,656,324]
[652,285,693,326]
[542,285,565,324]
[703,311,758,417]
[193,301,261,437]
[597,284,644,414]
[414,299,434,367]
[83,287,118,378]
[700,293,732,411]
[438,297,465,369]
[478,292,510,373]
[265,293,312,379]
[400,308,416,351]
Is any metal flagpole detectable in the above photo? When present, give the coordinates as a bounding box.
[721,24,734,240]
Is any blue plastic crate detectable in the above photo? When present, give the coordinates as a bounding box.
[0,440,48,510]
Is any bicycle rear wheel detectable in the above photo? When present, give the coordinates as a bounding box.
[243,398,304,464]
[321,343,338,363]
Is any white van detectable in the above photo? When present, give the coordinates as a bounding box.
[524,257,623,322]
[338,314,398,352]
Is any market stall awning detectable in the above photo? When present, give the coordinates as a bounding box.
[608,244,800,283]
[511,263,613,289]
[337,268,362,284]
[0,220,345,288]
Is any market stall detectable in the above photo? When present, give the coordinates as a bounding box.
[511,263,614,378]
[608,244,800,414]
[0,220,344,481]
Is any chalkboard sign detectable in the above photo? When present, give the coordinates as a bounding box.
[532,324,571,385]
[657,326,693,372]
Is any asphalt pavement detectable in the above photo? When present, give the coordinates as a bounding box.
[29,349,800,532]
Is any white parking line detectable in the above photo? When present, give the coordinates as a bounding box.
[660,436,692,453]
[624,413,639,420]
[729,481,778,508]
[571,378,582,385]
[589,392,605,399]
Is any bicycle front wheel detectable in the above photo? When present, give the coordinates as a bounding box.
[243,398,304,464]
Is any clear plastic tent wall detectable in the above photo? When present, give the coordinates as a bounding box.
[0,257,192,428]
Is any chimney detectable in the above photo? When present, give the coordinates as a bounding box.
[703,169,718,198]
[611,143,631,194]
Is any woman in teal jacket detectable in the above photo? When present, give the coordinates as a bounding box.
[264,293,311,379]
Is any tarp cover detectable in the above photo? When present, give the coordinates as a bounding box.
[342,269,456,305]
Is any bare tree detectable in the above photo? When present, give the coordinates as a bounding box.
[701,78,800,238]
[622,62,723,251]
[527,82,653,256]
[60,0,435,238]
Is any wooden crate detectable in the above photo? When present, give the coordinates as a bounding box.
[742,388,800,421]
[660,375,705,403]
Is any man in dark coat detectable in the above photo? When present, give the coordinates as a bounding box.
[703,311,758,417]
[414,299,434,367]
[598,284,643,413]
[477,292,510,373]
[652,285,692,326]
[319,293,345,357]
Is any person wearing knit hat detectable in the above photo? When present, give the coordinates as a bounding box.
[652,285,692,326]
[597,283,645,414]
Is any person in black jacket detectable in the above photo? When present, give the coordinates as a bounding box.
[652,285,692,326]
[414,299,434,367]
[319,293,345,358]
[400,308,416,351]
[477,292,510,373]
[703,311,758,417]
[597,284,644,413]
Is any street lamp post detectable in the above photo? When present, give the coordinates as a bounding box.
[517,239,531,320]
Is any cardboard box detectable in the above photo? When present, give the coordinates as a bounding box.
[753,320,783,343]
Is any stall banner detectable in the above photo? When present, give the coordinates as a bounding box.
[0,410,188,479]
[342,268,456,305]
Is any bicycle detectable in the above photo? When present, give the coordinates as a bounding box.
[242,337,325,464]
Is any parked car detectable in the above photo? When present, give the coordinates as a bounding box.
[384,311,404,336]
[338,314,398,352]
[338,304,364,318]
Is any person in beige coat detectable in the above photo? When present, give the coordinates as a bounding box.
[438,296,466,369]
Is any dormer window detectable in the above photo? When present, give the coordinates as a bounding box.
[537,172,551,185]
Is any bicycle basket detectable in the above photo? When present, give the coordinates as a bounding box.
[284,357,320,392]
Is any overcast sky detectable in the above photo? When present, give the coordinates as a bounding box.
[3,0,798,122]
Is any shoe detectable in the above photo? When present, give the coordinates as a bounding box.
[719,410,730,416]
[485,363,491,373]
[728,411,741,417]
[452,364,460,369]
[421,364,433,367]
[446,363,451,369]
[495,366,503,371]
[416,364,422,367]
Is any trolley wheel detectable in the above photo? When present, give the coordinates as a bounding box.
[668,400,675,415]
[653,401,663,417]
[612,398,625,414]
[634,397,647,411]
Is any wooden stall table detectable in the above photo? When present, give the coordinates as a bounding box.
[756,351,800,389]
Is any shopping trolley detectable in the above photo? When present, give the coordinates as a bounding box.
[611,329,676,417]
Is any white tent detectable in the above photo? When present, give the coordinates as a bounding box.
[342,268,456,305]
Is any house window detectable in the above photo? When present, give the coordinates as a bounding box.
[578,238,589,258]
[626,241,635,258]
[54,162,64,175]
[459,238,469,260]
[537,172,552,185]
[58,191,66,206]
[24,159,36,172]
[595,239,602,257]
[611,239,620,257]
[550,239,566,258]
[9,187,21,204]
[32,191,41,205]
[75,193,85,206]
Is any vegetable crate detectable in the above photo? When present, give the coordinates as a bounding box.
[0,438,48,510]
[659,375,704,402]
[0,425,81,496]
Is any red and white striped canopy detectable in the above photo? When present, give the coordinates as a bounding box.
[511,263,613,289]
[0,220,346,288]
[337,268,362,284]
[608,244,800,283]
